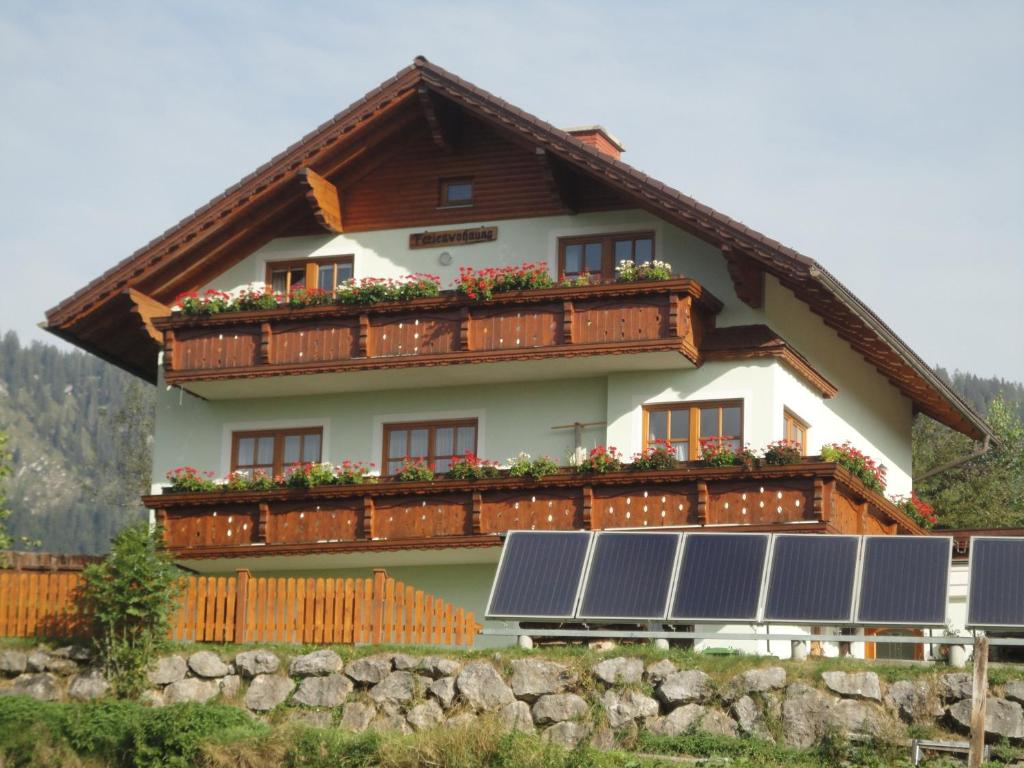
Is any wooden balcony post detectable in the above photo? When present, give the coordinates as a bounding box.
[370,568,387,644]
[582,486,593,529]
[562,300,576,343]
[154,510,171,546]
[257,503,270,543]
[363,496,375,540]
[696,481,709,524]
[471,491,483,534]
[459,307,472,351]
[163,330,176,372]
[259,322,272,365]
[358,314,371,357]
[233,569,251,643]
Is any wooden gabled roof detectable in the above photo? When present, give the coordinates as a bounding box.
[44,57,991,441]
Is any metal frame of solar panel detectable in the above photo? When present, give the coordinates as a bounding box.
[966,536,1024,630]
[668,532,771,623]
[576,531,682,621]
[485,530,594,620]
[761,534,862,625]
[854,535,951,627]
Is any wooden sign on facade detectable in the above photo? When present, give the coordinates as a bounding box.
[409,226,498,250]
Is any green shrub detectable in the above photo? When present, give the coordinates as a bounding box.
[507,453,559,480]
[80,523,184,698]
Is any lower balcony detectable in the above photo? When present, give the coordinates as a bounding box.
[143,461,925,563]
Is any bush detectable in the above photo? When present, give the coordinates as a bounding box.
[446,452,501,481]
[575,445,623,474]
[507,453,560,480]
[165,466,218,492]
[762,440,802,466]
[820,441,887,492]
[80,524,184,698]
[630,440,678,471]
[393,458,435,482]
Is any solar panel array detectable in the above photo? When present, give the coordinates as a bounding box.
[967,537,1024,629]
[484,530,1004,628]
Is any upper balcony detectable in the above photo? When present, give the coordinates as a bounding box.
[143,460,926,566]
[152,279,722,398]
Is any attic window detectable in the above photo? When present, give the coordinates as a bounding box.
[440,178,473,207]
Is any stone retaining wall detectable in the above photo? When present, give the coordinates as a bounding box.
[2,646,1023,749]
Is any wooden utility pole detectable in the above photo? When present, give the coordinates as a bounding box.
[968,634,989,768]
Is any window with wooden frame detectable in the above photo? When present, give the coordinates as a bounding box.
[265,256,354,295]
[383,418,478,475]
[230,427,323,479]
[783,409,809,453]
[643,400,743,461]
[558,231,654,282]
[439,178,474,207]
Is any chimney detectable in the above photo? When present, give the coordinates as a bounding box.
[565,126,625,160]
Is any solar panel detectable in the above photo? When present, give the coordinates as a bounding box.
[669,533,770,622]
[576,532,681,620]
[967,537,1024,629]
[486,531,593,620]
[763,535,860,624]
[855,536,951,626]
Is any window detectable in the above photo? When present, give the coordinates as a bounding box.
[383,419,478,475]
[558,231,654,282]
[266,256,354,295]
[231,427,323,479]
[643,400,743,461]
[440,178,474,207]
[783,409,809,453]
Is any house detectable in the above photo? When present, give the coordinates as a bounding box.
[45,57,990,653]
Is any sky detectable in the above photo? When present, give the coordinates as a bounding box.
[0,1,1021,381]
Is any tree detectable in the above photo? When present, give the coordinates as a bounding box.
[0,432,11,559]
[915,395,1024,529]
[79,523,183,698]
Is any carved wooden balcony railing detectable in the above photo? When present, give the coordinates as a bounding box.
[151,279,722,386]
[143,461,925,560]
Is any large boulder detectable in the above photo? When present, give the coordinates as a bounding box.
[949,697,1024,739]
[648,703,706,737]
[293,673,353,708]
[406,700,444,731]
[345,655,394,685]
[234,650,280,678]
[829,699,890,740]
[456,661,514,711]
[148,655,187,686]
[290,649,344,678]
[701,709,739,738]
[885,680,941,722]
[602,689,660,728]
[390,653,417,671]
[592,657,643,685]
[644,659,677,684]
[368,671,417,706]
[937,673,973,702]
[721,666,787,701]
[542,721,590,749]
[1,673,60,701]
[0,651,27,676]
[532,693,589,725]
[26,651,49,673]
[428,676,457,709]
[657,670,714,707]
[68,669,109,701]
[44,657,78,676]
[417,656,461,679]
[371,712,413,735]
[164,678,219,705]
[732,695,773,741]
[1005,682,1024,706]
[219,674,242,700]
[509,659,571,702]
[188,651,229,679]
[245,674,295,711]
[821,671,881,701]
[782,683,834,749]
[498,700,534,732]
[339,701,376,732]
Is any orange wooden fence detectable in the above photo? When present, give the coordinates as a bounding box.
[0,569,480,647]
